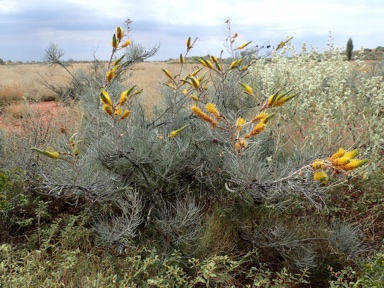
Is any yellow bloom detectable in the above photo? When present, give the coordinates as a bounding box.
[311,159,325,170]
[239,83,253,96]
[313,170,329,182]
[187,76,200,89]
[119,86,136,106]
[121,39,131,48]
[102,104,114,116]
[251,111,268,123]
[186,37,192,49]
[339,159,368,171]
[332,149,360,166]
[115,26,124,41]
[244,122,266,138]
[31,148,60,160]
[120,109,131,120]
[234,139,247,152]
[205,103,221,119]
[329,148,346,160]
[235,117,246,132]
[191,95,199,101]
[111,34,118,48]
[169,125,189,138]
[114,107,123,116]
[236,41,252,50]
[230,58,244,69]
[191,105,218,127]
[162,69,173,80]
[179,53,184,64]
[100,89,113,107]
[106,70,115,83]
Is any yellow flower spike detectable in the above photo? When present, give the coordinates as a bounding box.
[236,41,252,50]
[121,39,131,48]
[251,111,268,123]
[235,117,246,132]
[182,89,187,95]
[186,37,192,49]
[179,53,184,64]
[191,105,218,127]
[100,88,113,107]
[332,149,360,166]
[273,93,299,107]
[169,124,189,138]
[115,26,124,41]
[210,55,218,64]
[313,170,329,182]
[134,89,143,95]
[190,67,203,77]
[31,148,60,160]
[119,85,136,106]
[187,76,200,89]
[330,148,346,160]
[244,122,266,139]
[241,65,248,71]
[340,159,368,171]
[120,109,131,120]
[195,57,213,69]
[111,34,118,48]
[230,58,244,69]
[344,149,360,159]
[191,95,199,101]
[114,107,123,116]
[205,103,221,119]
[165,83,176,90]
[311,159,326,170]
[102,104,114,116]
[106,70,115,83]
[162,69,173,80]
[239,83,253,96]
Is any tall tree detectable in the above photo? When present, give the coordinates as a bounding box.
[346,38,354,61]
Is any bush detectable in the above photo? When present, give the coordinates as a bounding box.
[1,18,381,286]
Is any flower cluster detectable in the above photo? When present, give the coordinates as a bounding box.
[311,148,368,184]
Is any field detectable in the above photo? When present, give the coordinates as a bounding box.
[1,39,384,287]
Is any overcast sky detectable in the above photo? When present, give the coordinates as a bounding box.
[0,0,383,62]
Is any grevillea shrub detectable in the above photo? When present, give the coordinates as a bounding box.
[1,18,379,285]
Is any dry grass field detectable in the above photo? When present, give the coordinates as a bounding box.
[0,61,196,130]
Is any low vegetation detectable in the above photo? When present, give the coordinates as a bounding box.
[1,18,384,287]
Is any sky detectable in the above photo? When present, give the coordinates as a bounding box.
[0,0,383,62]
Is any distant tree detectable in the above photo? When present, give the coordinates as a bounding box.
[346,38,353,61]
[0,58,4,65]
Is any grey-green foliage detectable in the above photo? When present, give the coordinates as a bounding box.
[248,40,384,173]
[346,37,354,61]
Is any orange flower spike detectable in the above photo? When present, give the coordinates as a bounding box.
[102,104,114,116]
[120,109,131,120]
[191,105,218,127]
[244,122,266,138]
